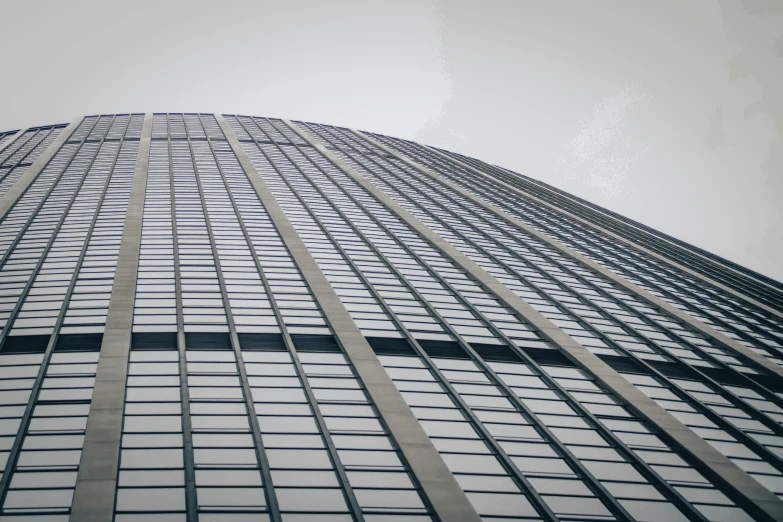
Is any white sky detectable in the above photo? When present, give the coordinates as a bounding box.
[1,0,781,282]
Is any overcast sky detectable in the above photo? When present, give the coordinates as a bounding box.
[1,0,781,282]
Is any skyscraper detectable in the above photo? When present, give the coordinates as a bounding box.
[0,113,780,522]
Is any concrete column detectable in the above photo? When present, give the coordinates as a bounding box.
[0,117,83,221]
[69,113,153,522]
[216,114,481,522]
[287,121,783,522]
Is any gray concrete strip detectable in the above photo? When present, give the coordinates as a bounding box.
[423,143,783,319]
[0,129,26,155]
[357,131,783,381]
[0,117,82,221]
[294,123,783,521]
[218,114,481,522]
[69,113,153,522]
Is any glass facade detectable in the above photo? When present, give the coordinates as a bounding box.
[0,113,778,521]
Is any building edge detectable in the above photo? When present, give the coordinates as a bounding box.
[337,126,783,522]
[420,144,783,320]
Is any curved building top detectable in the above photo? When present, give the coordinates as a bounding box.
[0,113,779,521]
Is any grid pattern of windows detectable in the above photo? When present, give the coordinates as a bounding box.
[227,115,761,521]
[362,132,783,363]
[122,114,434,522]
[0,126,65,198]
[0,114,142,518]
[301,124,772,370]
[304,129,783,378]
[368,134,783,318]
[230,116,543,349]
[1,118,139,340]
[0,131,19,152]
[296,122,783,496]
[623,371,783,501]
[0,113,781,521]
[433,146,783,311]
[1,350,98,516]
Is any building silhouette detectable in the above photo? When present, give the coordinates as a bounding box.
[0,113,780,521]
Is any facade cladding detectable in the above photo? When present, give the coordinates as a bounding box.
[0,115,778,522]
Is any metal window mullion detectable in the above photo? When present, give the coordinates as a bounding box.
[265,123,643,521]
[548,283,783,473]
[308,127,777,394]
[408,137,783,358]
[590,335,783,474]
[0,118,81,224]
[165,119,199,521]
[521,211,781,334]
[362,144,776,352]
[475,258,783,516]
[19,118,131,512]
[352,233,698,521]
[198,115,364,521]
[425,143,783,311]
[344,135,713,521]
[387,326,563,521]
[522,272,783,452]
[626,273,783,362]
[220,114,481,522]
[0,115,110,507]
[372,135,783,383]
[228,172,454,520]
[181,121,281,522]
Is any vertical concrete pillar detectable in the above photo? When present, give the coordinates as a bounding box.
[69,113,153,522]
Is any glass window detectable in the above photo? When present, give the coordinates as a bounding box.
[275,488,348,512]
[115,488,185,512]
